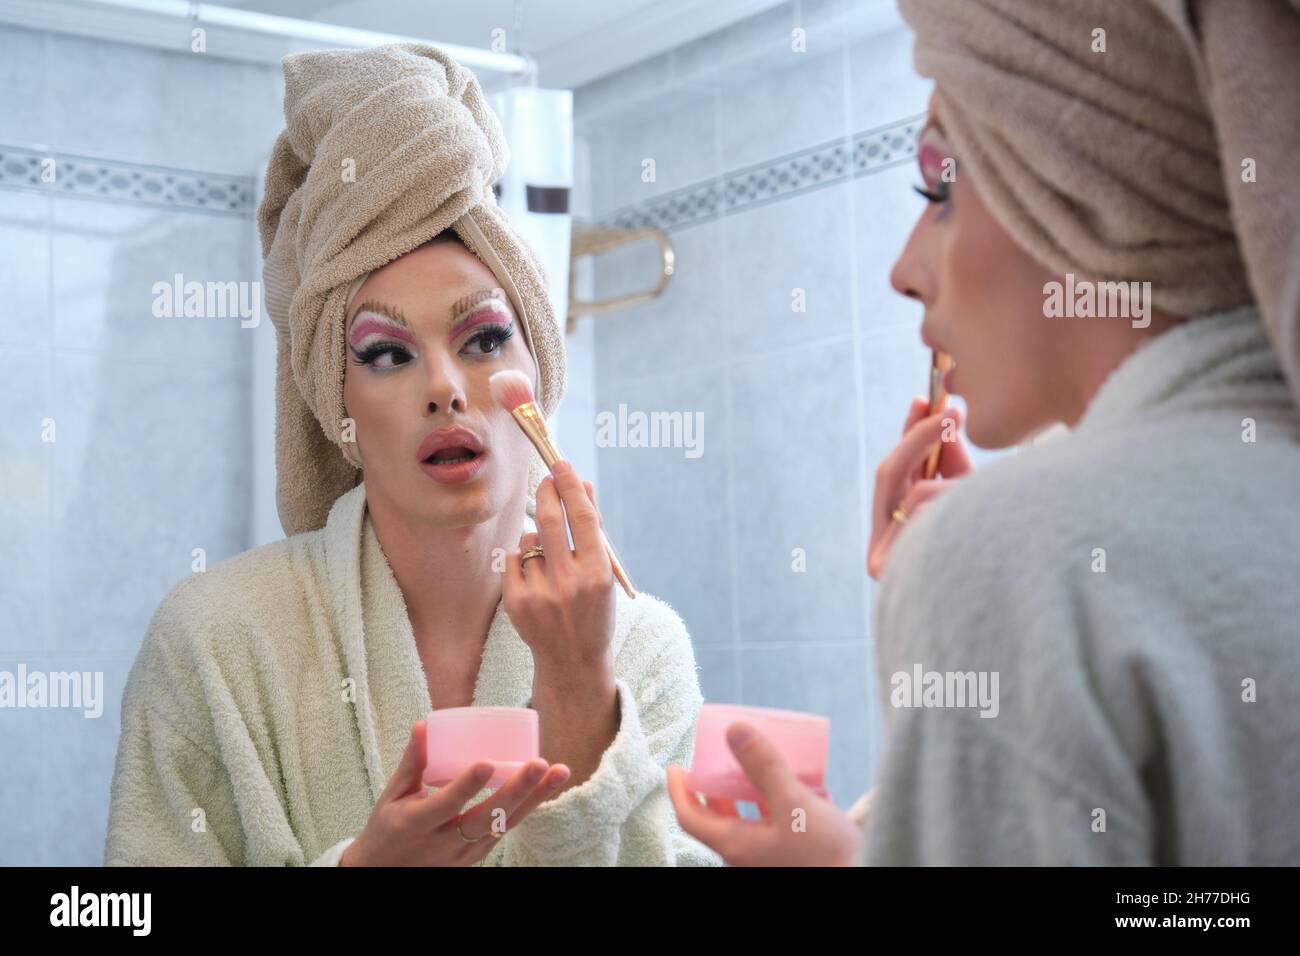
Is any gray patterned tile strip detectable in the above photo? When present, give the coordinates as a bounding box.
[598,112,926,232]
[0,145,256,217]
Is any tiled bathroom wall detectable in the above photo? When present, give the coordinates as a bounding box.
[573,0,1001,807]
[0,24,594,865]
[0,25,289,865]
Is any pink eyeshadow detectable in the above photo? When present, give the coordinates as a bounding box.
[349,316,417,349]
[918,143,948,185]
[449,303,512,343]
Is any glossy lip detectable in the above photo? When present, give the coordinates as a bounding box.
[417,425,486,463]
[920,324,948,354]
[421,455,488,486]
[419,452,489,485]
[921,325,958,392]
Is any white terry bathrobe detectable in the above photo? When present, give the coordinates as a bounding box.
[104,482,719,866]
[864,306,1300,865]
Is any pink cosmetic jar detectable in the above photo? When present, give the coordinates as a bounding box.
[687,703,831,802]
[422,706,539,791]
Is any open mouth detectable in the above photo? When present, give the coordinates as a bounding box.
[423,447,481,466]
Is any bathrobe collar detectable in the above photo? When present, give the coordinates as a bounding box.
[1075,305,1290,433]
[321,482,538,803]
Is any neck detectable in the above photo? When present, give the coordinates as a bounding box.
[365,490,527,652]
[1056,308,1187,427]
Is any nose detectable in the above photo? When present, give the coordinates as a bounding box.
[422,351,468,415]
[890,216,933,305]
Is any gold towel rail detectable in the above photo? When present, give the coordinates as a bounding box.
[566,223,675,332]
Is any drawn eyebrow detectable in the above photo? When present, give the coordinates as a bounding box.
[449,288,511,327]
[348,291,512,335]
[349,300,409,329]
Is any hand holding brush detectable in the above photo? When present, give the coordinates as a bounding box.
[490,369,637,599]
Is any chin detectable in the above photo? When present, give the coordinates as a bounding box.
[962,402,1027,451]
[418,485,499,525]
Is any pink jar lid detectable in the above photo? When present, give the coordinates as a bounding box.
[423,706,540,791]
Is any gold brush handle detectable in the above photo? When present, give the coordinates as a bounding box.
[599,527,637,600]
[923,351,954,480]
[523,412,638,599]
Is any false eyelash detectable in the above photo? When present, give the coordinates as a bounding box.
[350,341,411,367]
[464,322,515,353]
[913,183,950,204]
[450,289,505,318]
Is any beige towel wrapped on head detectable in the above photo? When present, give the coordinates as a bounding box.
[257,42,567,537]
[898,0,1300,410]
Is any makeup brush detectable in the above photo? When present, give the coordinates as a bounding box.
[923,351,955,480]
[489,369,637,599]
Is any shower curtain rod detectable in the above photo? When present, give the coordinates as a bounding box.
[0,0,532,74]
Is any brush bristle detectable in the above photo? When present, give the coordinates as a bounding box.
[489,369,536,411]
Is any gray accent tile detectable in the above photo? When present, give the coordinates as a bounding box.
[597,367,733,651]
[728,344,868,643]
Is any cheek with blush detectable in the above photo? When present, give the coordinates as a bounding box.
[943,181,1056,433]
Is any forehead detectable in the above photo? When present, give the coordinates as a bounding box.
[347,241,501,324]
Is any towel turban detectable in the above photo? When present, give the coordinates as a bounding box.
[898,0,1300,411]
[258,43,567,537]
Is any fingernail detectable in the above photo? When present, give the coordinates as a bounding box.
[473,764,493,783]
[552,460,571,476]
[525,764,544,784]
[727,723,754,748]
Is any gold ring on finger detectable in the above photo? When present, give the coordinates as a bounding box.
[891,504,910,525]
[456,816,493,843]
[520,545,545,566]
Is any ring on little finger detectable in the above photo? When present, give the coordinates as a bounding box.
[456,816,503,843]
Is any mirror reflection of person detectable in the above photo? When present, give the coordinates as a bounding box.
[669,0,1300,866]
[104,44,718,867]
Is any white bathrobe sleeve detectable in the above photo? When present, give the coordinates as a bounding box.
[105,585,339,867]
[480,595,721,866]
[862,475,1156,865]
[104,652,238,866]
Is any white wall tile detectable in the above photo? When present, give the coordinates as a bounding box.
[728,344,868,643]
[719,43,849,172]
[847,25,932,133]
[0,26,50,146]
[723,179,855,356]
[51,197,255,364]
[0,190,50,349]
[598,366,733,651]
[0,356,51,658]
[594,217,727,384]
[50,351,251,657]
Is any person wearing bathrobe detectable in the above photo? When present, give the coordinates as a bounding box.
[104,43,719,867]
[668,0,1300,865]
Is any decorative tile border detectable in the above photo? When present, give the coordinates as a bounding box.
[2,111,923,226]
[0,144,256,217]
[597,112,926,232]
